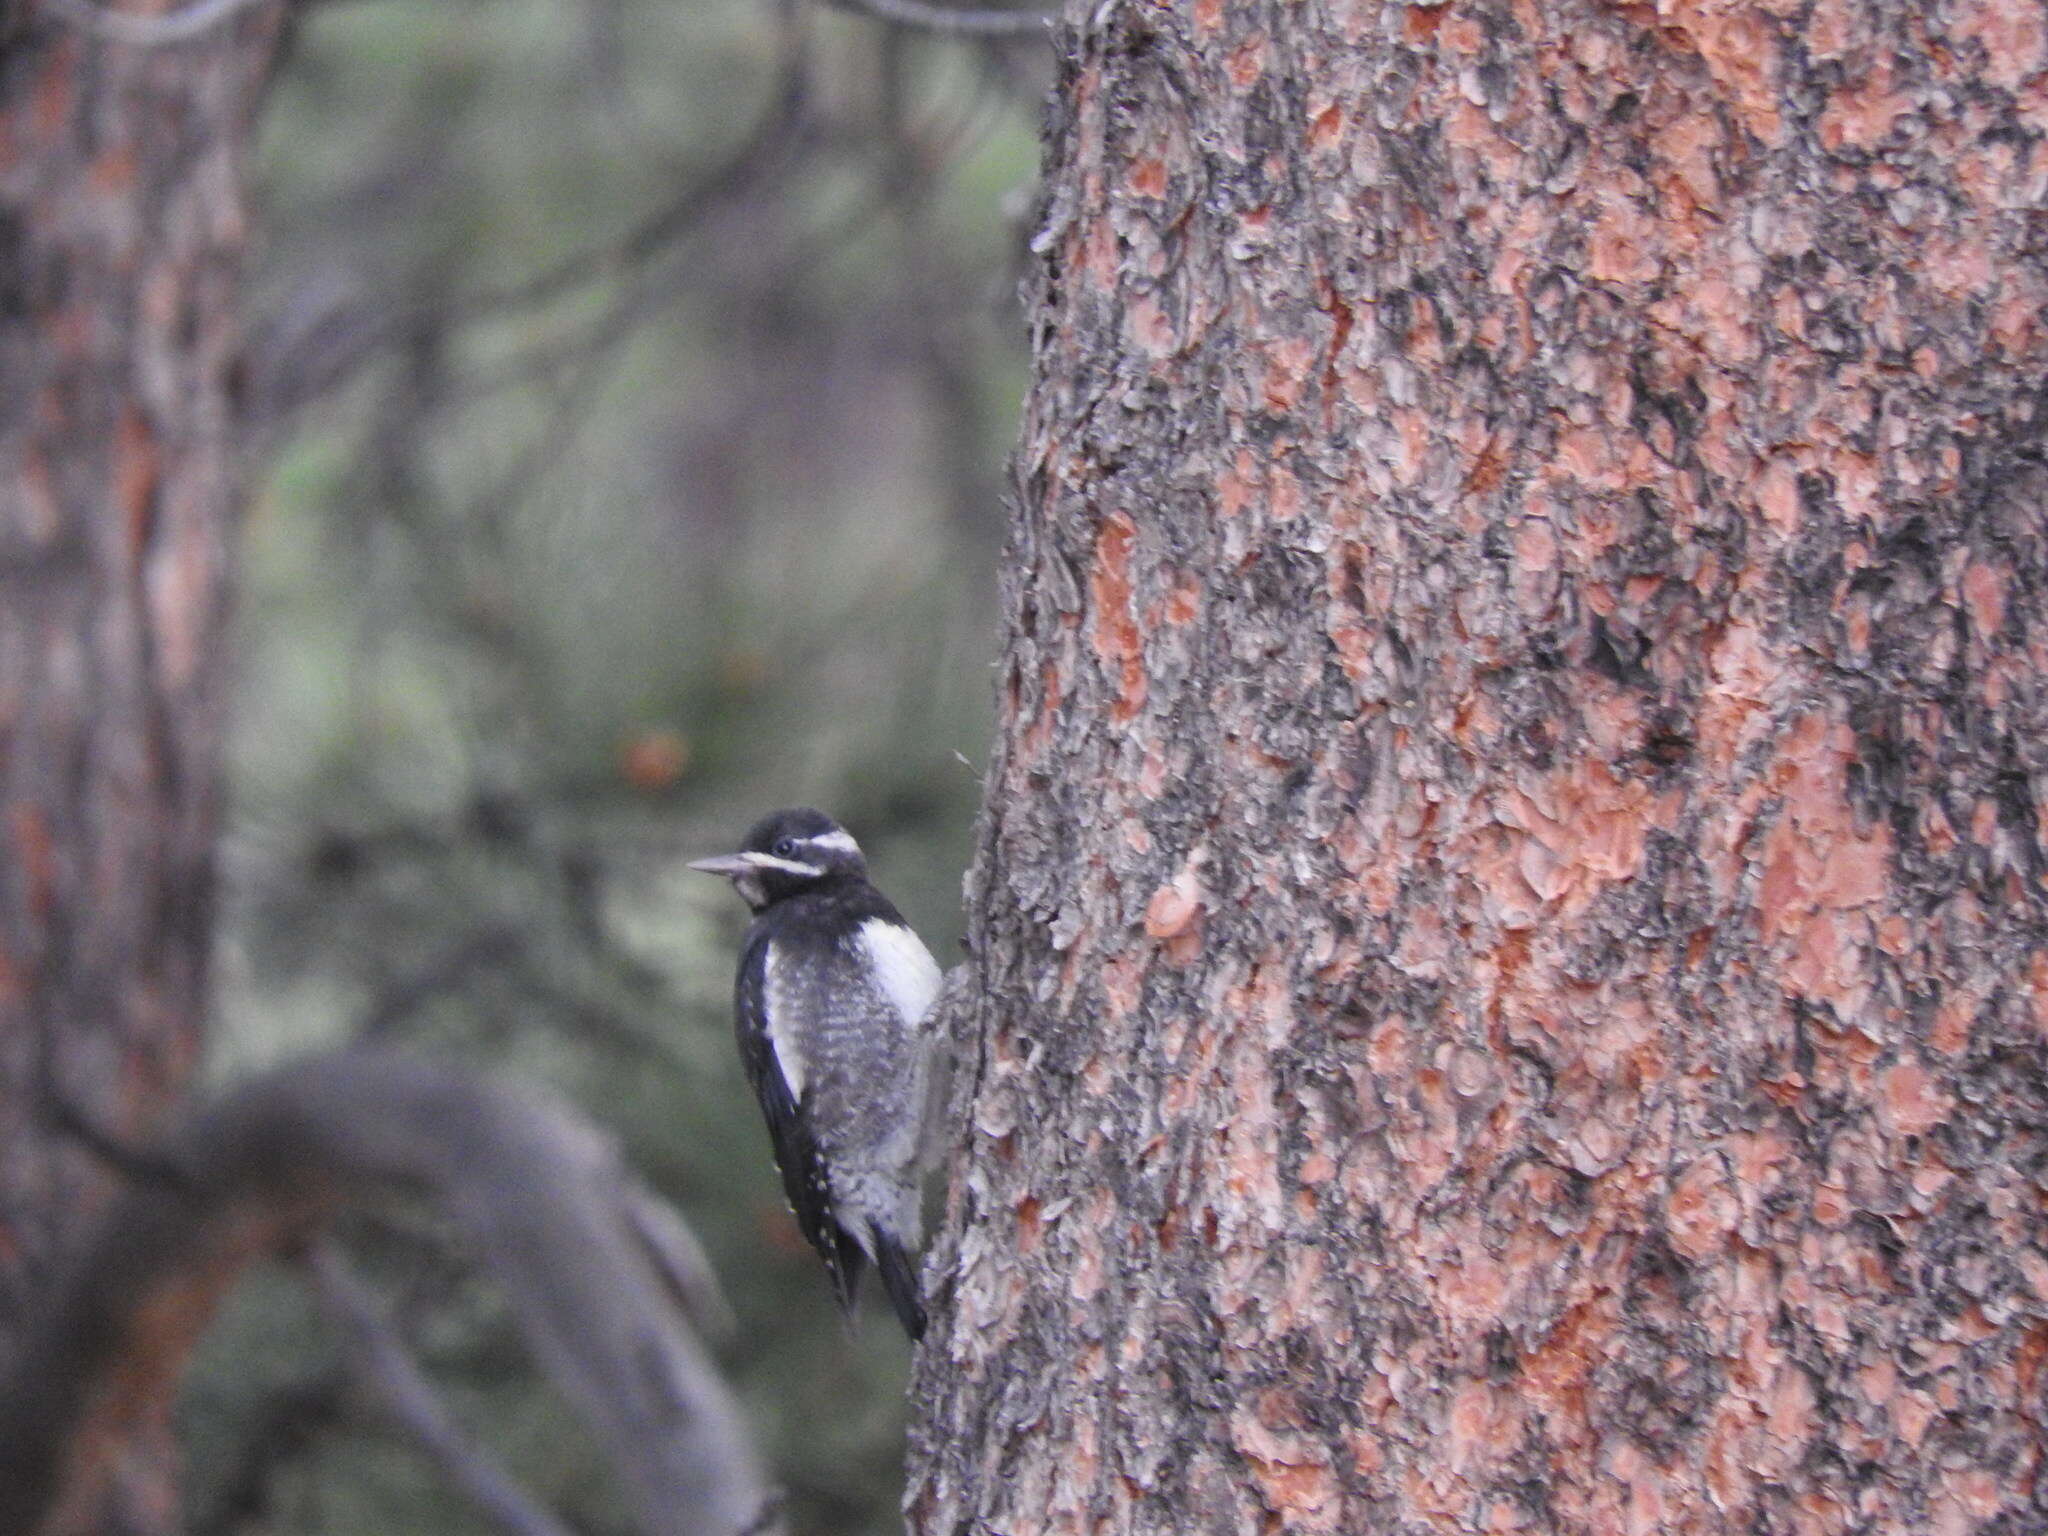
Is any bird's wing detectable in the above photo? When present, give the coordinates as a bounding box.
[736,929,865,1312]
[854,916,943,1029]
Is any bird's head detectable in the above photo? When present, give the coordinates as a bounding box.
[688,807,868,911]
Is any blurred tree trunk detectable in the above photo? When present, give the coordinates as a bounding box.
[912,2,2048,1533]
[0,3,278,1528]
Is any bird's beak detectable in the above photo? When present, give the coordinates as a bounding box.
[688,850,824,879]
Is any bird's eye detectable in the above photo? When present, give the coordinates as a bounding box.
[773,837,796,858]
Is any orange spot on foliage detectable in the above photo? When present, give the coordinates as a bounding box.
[617,728,690,791]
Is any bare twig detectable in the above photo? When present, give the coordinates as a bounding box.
[42,0,272,46]
[34,981,196,1193]
[624,1188,738,1341]
[253,9,814,430]
[0,1050,768,1536]
[356,927,524,1040]
[307,1241,577,1536]
[37,1077,195,1192]
[189,1371,348,1536]
[821,0,1051,37]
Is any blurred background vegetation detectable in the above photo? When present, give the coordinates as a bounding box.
[178,1,1044,1529]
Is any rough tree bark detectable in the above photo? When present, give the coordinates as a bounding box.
[912,2,2048,1533]
[0,1,279,1524]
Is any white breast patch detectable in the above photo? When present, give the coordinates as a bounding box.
[761,943,809,1098]
[857,918,943,1029]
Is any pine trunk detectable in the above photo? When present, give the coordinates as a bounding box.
[911,2,2048,1532]
[0,4,277,1526]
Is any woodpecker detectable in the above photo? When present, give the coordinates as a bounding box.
[690,807,942,1339]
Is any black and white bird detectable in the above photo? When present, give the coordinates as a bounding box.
[690,807,942,1339]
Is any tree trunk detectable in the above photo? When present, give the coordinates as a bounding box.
[0,2,278,1525]
[911,3,2048,1532]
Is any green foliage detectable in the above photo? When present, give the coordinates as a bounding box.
[184,0,1039,1529]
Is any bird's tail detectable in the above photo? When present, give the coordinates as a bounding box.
[869,1225,927,1341]
[825,1222,867,1322]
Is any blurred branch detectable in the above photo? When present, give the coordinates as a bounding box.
[623,1185,738,1341]
[308,1241,578,1536]
[0,1050,770,1536]
[301,796,692,1065]
[821,0,1050,36]
[34,979,197,1194]
[190,1370,348,1536]
[43,0,272,46]
[356,926,525,1040]
[254,4,814,430]
[451,71,809,330]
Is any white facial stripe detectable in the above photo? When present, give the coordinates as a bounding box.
[742,852,825,878]
[800,829,862,858]
[762,943,808,1099]
[857,918,943,1029]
